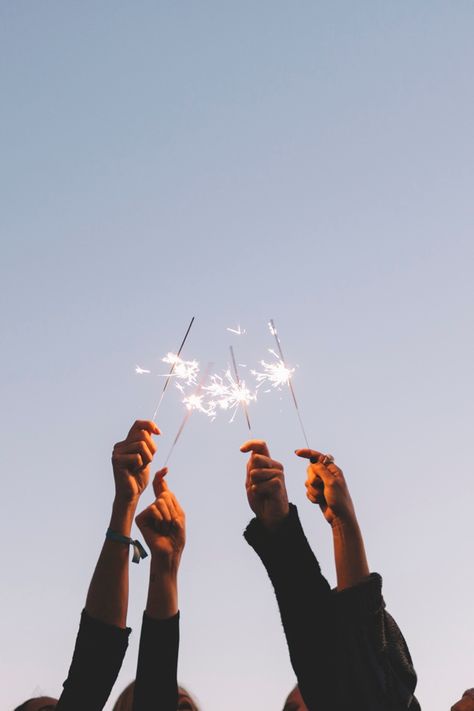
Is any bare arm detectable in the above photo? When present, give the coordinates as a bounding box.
[296,449,369,590]
[85,419,160,627]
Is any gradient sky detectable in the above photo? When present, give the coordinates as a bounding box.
[1,2,473,710]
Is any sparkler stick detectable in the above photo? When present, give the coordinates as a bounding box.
[152,316,195,422]
[268,319,310,447]
[229,345,252,431]
[163,364,211,466]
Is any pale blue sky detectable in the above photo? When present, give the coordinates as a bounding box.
[1,2,473,710]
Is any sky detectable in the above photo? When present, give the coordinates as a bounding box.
[1,2,473,709]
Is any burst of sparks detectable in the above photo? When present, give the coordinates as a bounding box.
[162,353,199,387]
[251,349,295,389]
[203,370,256,422]
[135,365,151,375]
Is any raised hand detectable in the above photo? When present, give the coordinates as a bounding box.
[111,420,160,503]
[295,449,356,526]
[241,439,289,530]
[135,470,186,569]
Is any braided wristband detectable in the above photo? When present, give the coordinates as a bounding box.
[106,528,148,564]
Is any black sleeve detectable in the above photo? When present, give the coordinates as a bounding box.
[55,610,130,711]
[333,575,420,711]
[132,611,179,711]
[244,504,335,710]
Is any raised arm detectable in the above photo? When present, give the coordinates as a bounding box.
[56,420,160,711]
[241,440,333,710]
[296,449,420,710]
[132,471,186,711]
[296,449,369,591]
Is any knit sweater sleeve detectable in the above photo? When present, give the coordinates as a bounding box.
[333,574,420,711]
[244,504,334,710]
[131,611,180,711]
[55,610,130,711]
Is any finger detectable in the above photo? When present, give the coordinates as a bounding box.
[250,477,282,496]
[127,420,161,438]
[125,429,158,456]
[240,439,271,457]
[306,476,324,491]
[295,448,325,463]
[115,440,153,468]
[250,468,284,484]
[250,454,282,470]
[153,468,168,497]
[307,462,339,486]
[113,453,143,471]
[156,497,173,523]
[306,489,324,505]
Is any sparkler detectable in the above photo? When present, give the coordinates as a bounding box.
[203,367,256,423]
[135,365,151,375]
[151,317,195,421]
[267,319,310,448]
[163,364,212,466]
[229,345,252,430]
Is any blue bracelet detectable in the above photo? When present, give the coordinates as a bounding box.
[106,528,148,564]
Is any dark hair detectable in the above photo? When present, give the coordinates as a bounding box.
[14,701,32,711]
[14,702,56,711]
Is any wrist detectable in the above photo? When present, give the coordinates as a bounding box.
[150,554,181,576]
[259,506,290,532]
[110,498,138,536]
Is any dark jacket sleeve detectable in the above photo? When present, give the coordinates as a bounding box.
[55,610,130,711]
[132,611,179,711]
[244,504,335,710]
[333,575,420,711]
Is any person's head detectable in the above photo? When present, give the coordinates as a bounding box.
[113,681,200,711]
[452,689,474,711]
[14,698,57,711]
[282,686,308,711]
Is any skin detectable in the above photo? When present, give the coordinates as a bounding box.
[240,439,289,530]
[135,470,186,620]
[282,686,309,711]
[86,419,161,627]
[452,689,474,711]
[296,448,370,591]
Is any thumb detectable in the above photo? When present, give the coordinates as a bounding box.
[153,467,168,497]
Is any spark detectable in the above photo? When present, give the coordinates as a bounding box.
[203,369,256,423]
[151,316,195,421]
[162,353,199,387]
[135,365,151,375]
[267,318,310,448]
[227,324,247,336]
[163,364,212,466]
[252,349,295,389]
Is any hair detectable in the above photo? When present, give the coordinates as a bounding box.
[14,701,57,711]
[113,681,200,711]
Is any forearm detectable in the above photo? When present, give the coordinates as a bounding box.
[146,557,179,620]
[331,515,370,591]
[85,497,137,628]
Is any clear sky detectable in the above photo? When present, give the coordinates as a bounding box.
[1,2,473,710]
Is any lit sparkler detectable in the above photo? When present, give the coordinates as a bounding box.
[151,317,195,421]
[266,319,310,447]
[203,367,256,424]
[163,364,212,466]
[252,349,295,390]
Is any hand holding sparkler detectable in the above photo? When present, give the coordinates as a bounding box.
[111,420,161,504]
[135,470,186,620]
[296,449,370,591]
[241,440,289,530]
[295,449,356,527]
